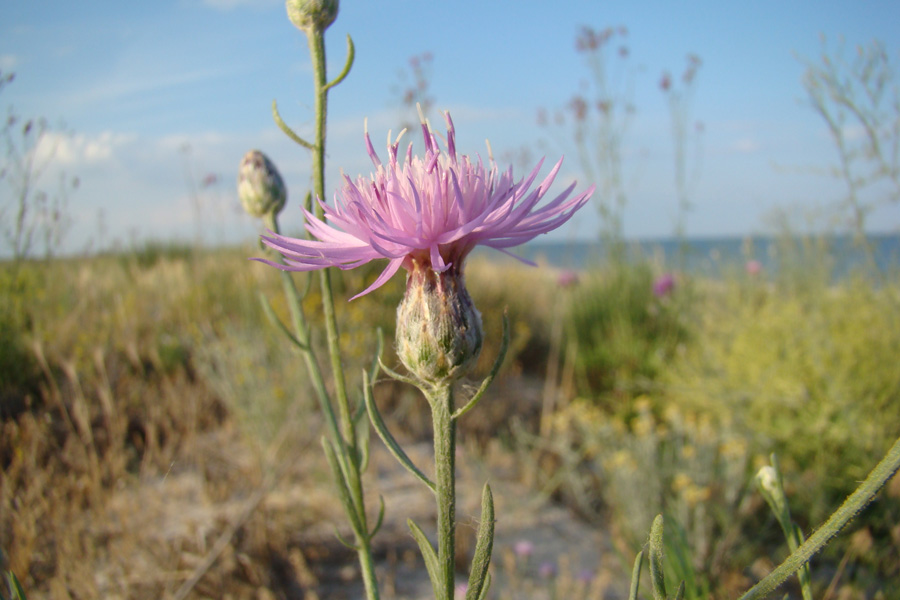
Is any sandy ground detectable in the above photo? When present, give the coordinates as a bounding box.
[93,427,632,599]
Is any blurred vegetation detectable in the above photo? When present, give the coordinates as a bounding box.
[1,238,899,598]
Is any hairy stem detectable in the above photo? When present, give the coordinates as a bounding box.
[431,383,457,600]
[305,25,379,600]
[739,436,900,600]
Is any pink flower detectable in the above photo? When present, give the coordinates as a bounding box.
[258,112,594,299]
[557,269,580,288]
[746,259,762,275]
[653,273,676,297]
[514,539,535,558]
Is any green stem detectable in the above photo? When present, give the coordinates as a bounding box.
[307,22,353,450]
[263,212,342,448]
[739,436,900,600]
[431,383,457,600]
[305,25,379,600]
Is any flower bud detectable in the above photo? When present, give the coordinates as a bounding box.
[286,0,338,33]
[756,464,788,517]
[396,262,483,385]
[238,150,286,219]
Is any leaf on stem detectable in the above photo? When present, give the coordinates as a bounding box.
[649,514,667,600]
[272,99,316,150]
[363,370,436,492]
[332,525,360,551]
[408,518,441,598]
[259,292,308,351]
[628,549,644,600]
[466,483,495,600]
[475,573,491,600]
[453,310,510,421]
[378,357,423,390]
[369,495,386,538]
[324,34,355,91]
[321,436,365,535]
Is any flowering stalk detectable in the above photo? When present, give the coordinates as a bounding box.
[755,456,813,600]
[260,94,591,600]
[295,15,381,600]
[246,2,381,599]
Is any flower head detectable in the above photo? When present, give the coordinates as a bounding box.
[513,539,535,558]
[238,150,287,219]
[286,0,339,33]
[653,273,676,297]
[258,112,594,299]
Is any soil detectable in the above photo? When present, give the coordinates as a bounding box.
[93,430,633,599]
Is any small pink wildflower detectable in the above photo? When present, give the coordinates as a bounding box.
[746,259,762,275]
[539,561,558,579]
[557,269,580,288]
[513,539,535,558]
[257,112,594,299]
[653,273,676,297]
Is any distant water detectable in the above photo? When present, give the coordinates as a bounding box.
[477,233,900,278]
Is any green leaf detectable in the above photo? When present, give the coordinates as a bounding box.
[466,484,495,600]
[321,436,364,535]
[408,518,441,598]
[453,311,509,421]
[259,292,308,351]
[363,370,435,491]
[475,572,491,600]
[272,100,315,150]
[649,514,667,600]
[324,35,355,91]
[628,549,644,600]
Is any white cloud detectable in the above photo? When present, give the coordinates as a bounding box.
[0,54,17,72]
[730,138,760,153]
[36,131,139,167]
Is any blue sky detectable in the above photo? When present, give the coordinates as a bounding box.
[2,0,899,253]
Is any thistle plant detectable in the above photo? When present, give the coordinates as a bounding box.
[260,110,594,599]
[243,4,593,599]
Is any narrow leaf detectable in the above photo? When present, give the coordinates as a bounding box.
[321,436,364,535]
[466,484,495,600]
[332,526,360,551]
[453,310,509,420]
[409,518,441,598]
[370,494,386,538]
[649,514,667,600]
[364,371,436,491]
[476,572,492,600]
[272,100,315,150]
[628,549,644,600]
[324,35,356,91]
[259,292,307,351]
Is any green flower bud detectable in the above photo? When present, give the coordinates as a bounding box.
[286,0,339,33]
[238,150,287,219]
[396,262,483,385]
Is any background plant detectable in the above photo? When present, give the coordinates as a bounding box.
[801,36,900,267]
[0,70,78,266]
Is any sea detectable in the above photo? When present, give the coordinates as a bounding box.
[476,233,900,279]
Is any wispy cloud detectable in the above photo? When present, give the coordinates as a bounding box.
[0,54,18,71]
[68,66,232,108]
[730,138,761,153]
[36,131,139,167]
